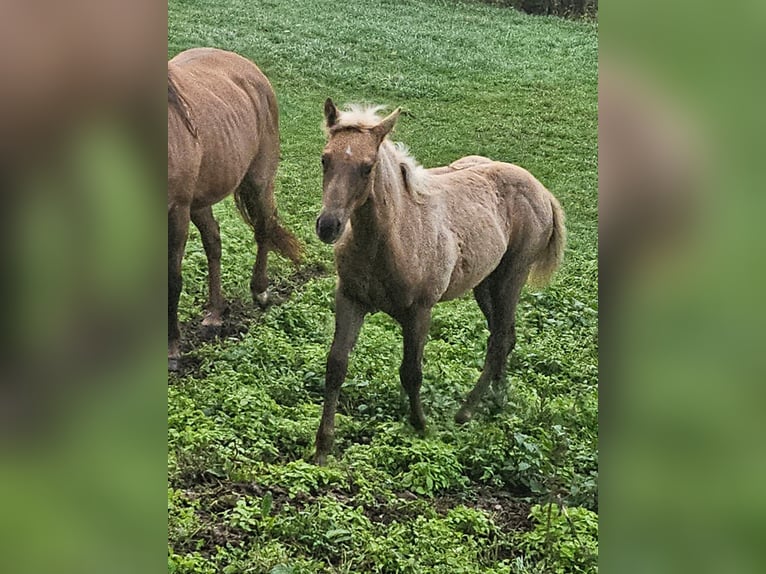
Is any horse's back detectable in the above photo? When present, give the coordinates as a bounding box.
[474,160,558,261]
[168,48,277,126]
[444,158,552,208]
[170,48,270,89]
[427,155,492,176]
[169,47,256,74]
[168,48,279,209]
[433,157,557,268]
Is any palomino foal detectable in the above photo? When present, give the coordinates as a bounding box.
[314,100,565,464]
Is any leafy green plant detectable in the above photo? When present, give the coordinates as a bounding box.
[255,460,348,497]
[167,488,203,549]
[168,550,217,574]
[444,505,493,537]
[399,441,467,496]
[515,503,598,573]
[268,497,374,563]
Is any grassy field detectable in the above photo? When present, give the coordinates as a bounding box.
[168,1,597,572]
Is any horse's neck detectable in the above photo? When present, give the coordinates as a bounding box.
[351,148,409,246]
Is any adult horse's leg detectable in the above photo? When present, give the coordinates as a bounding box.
[236,173,274,308]
[168,206,191,371]
[399,306,431,432]
[315,292,366,465]
[242,152,302,308]
[239,155,300,307]
[249,180,273,309]
[191,206,225,336]
[236,153,300,307]
[455,264,529,423]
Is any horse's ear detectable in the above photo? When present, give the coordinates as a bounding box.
[324,98,339,127]
[373,108,401,140]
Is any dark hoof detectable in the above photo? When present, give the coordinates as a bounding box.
[200,323,222,340]
[410,416,427,436]
[168,357,181,372]
[454,408,473,425]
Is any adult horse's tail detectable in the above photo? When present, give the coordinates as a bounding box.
[269,221,303,265]
[168,71,197,138]
[529,194,566,287]
[234,185,302,265]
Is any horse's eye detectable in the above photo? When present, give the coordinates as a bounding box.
[360,163,373,176]
[321,156,329,169]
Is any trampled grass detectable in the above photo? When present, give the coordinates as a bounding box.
[168,1,597,572]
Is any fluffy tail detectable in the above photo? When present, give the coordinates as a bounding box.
[269,221,302,265]
[167,71,197,138]
[529,194,566,287]
[234,185,302,265]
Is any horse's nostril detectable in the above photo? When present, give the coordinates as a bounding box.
[316,214,341,243]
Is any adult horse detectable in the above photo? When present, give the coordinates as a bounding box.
[168,48,301,371]
[314,101,566,464]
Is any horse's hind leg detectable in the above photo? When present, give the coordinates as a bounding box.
[455,264,529,424]
[247,182,274,308]
[191,206,225,336]
[238,161,279,308]
[474,279,494,333]
[168,205,191,371]
[239,153,300,307]
[473,279,502,406]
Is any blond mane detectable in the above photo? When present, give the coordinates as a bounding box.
[387,141,430,199]
[330,103,388,131]
[329,104,431,198]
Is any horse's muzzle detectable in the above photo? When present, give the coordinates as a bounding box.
[316,213,343,244]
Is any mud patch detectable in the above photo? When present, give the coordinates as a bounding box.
[170,261,329,379]
[174,473,533,559]
[433,489,534,534]
[360,488,533,534]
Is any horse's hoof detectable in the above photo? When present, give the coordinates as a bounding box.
[200,322,222,340]
[254,290,269,308]
[410,415,427,435]
[454,408,473,425]
[168,357,181,372]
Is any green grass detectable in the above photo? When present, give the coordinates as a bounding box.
[168,1,597,572]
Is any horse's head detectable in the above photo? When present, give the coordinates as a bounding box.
[316,99,400,244]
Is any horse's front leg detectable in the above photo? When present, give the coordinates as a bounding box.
[314,291,366,465]
[168,205,190,371]
[400,306,431,433]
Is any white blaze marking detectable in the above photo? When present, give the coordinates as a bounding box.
[344,145,353,157]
